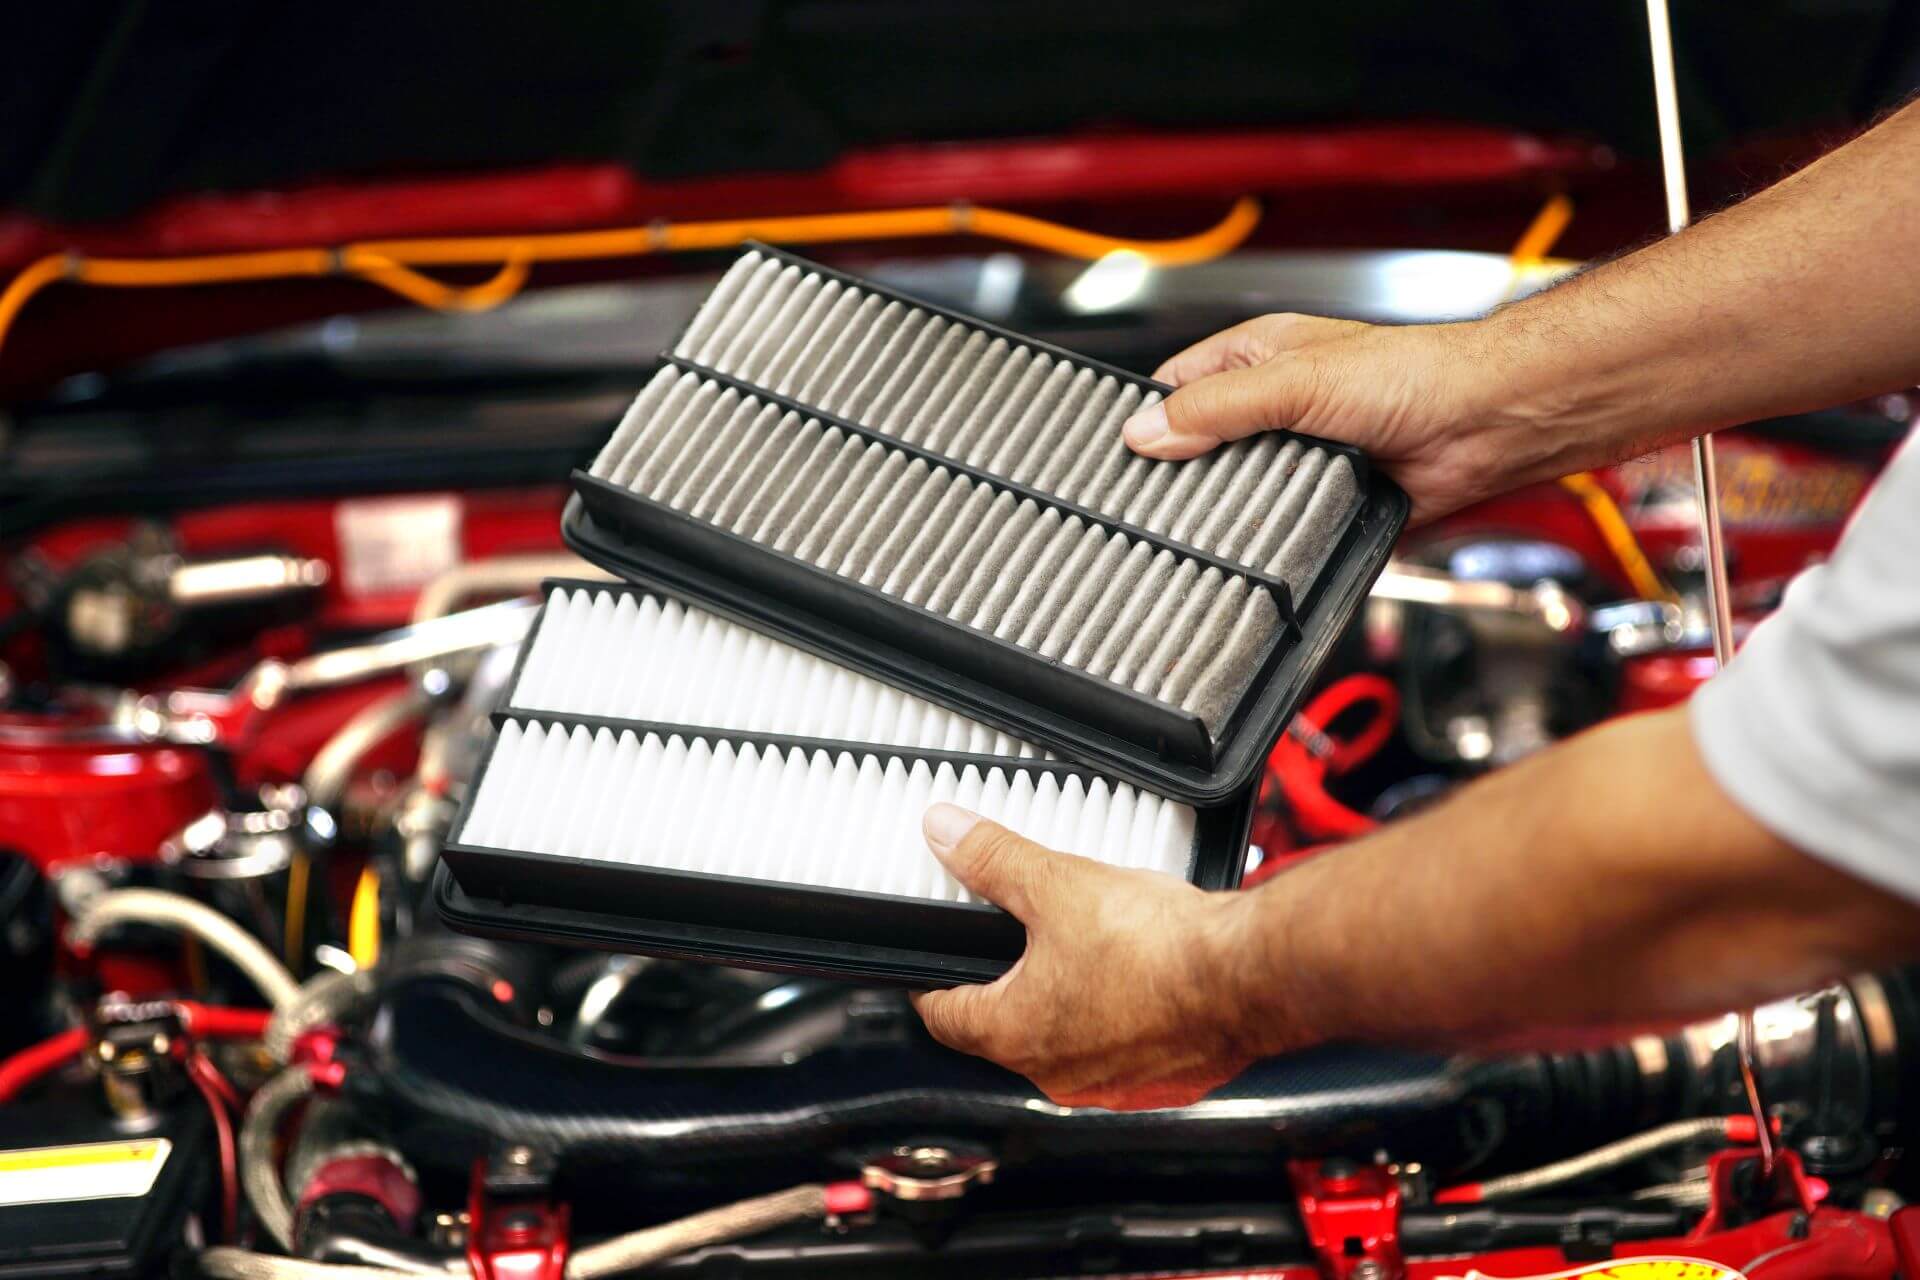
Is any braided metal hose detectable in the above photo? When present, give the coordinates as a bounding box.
[1470,1115,1733,1201]
[239,1068,318,1251]
[566,1184,829,1280]
[202,1183,830,1280]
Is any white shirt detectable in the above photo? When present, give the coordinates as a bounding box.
[1691,431,1920,901]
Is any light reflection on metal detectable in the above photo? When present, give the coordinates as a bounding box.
[1062,250,1153,314]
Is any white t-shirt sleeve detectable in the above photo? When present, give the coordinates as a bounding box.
[1690,432,1920,903]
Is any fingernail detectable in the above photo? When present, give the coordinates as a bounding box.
[1122,402,1168,448]
[923,803,981,857]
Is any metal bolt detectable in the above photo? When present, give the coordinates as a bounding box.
[504,1145,535,1167]
[898,1145,952,1172]
[429,1211,471,1250]
[1349,1262,1389,1280]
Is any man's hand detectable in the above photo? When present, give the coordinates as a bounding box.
[1122,101,1920,523]
[910,803,1284,1110]
[1120,313,1513,524]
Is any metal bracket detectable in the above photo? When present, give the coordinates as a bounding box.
[861,1143,998,1202]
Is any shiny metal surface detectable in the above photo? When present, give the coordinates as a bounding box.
[167,553,330,606]
[1026,248,1571,325]
[126,597,538,746]
[89,248,1576,399]
[1677,981,1892,1170]
[1372,562,1583,633]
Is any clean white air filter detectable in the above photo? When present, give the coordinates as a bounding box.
[458,718,1196,905]
[442,580,1248,981]
[472,583,1189,903]
[514,585,1045,759]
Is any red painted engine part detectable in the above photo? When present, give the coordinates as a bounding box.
[13,486,567,640]
[297,1152,423,1237]
[467,1160,569,1280]
[0,721,215,870]
[1274,1148,1898,1279]
[1425,434,1884,603]
[0,126,1603,275]
[1288,1158,1402,1280]
[0,679,420,875]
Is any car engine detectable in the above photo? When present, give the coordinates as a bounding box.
[2,246,1916,1280]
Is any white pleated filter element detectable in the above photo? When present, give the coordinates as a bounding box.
[515,584,1045,759]
[587,365,1280,734]
[671,251,1362,594]
[458,717,1198,903]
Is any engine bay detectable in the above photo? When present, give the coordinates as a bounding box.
[2,246,1917,1280]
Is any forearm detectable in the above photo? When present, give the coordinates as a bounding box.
[1224,705,1920,1052]
[1458,98,1920,487]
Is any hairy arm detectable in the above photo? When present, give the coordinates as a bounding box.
[1231,706,1920,1051]
[914,706,1920,1108]
[1123,99,1920,521]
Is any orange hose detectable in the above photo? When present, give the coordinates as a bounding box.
[0,197,1262,363]
[1501,196,1674,605]
[1559,471,1678,603]
[1508,192,1575,268]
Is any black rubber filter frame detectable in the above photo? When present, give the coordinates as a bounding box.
[563,244,1408,803]
[439,704,1256,986]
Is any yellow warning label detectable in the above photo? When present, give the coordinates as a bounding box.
[1445,1258,1743,1280]
[0,1138,171,1206]
[1582,1264,1738,1280]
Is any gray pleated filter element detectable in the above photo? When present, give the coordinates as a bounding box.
[669,250,1362,596]
[560,243,1406,803]
[587,364,1278,734]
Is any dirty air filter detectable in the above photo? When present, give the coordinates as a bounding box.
[563,244,1407,802]
[439,581,1254,983]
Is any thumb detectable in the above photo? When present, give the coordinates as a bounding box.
[1122,361,1315,461]
[923,803,1076,924]
[910,982,1001,1055]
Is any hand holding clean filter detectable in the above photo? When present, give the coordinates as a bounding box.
[443,581,1242,981]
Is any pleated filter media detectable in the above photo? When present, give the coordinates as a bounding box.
[460,717,1197,904]
[585,364,1274,731]
[442,582,1239,980]
[671,250,1359,595]
[563,244,1406,798]
[513,584,1047,761]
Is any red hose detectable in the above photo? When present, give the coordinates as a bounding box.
[175,1002,273,1040]
[185,1051,240,1241]
[1264,674,1402,844]
[0,1005,267,1107]
[0,1027,88,1103]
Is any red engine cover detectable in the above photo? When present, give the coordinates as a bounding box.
[0,717,215,871]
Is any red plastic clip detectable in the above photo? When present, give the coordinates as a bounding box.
[466,1158,569,1280]
[1288,1158,1402,1280]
